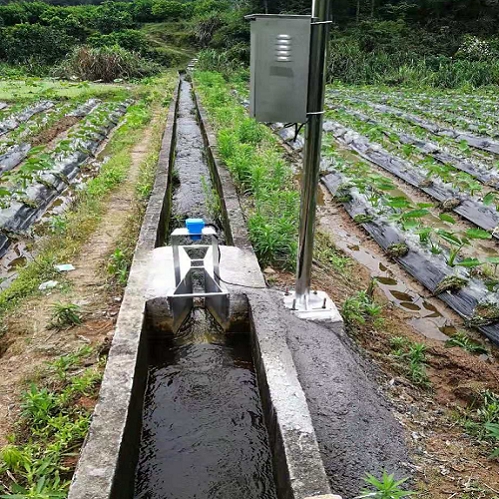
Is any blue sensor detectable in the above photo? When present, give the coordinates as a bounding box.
[185,218,205,240]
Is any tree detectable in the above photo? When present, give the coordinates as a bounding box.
[151,0,185,20]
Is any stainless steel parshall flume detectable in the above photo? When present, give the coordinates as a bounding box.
[247,0,342,322]
[167,222,229,332]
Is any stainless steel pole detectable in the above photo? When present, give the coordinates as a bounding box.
[295,0,332,307]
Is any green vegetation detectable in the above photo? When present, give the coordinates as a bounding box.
[108,248,130,286]
[194,70,299,270]
[390,336,430,388]
[315,231,351,274]
[0,0,249,79]
[1,0,499,88]
[0,74,176,319]
[445,331,488,355]
[357,471,415,499]
[461,390,499,459]
[0,347,103,498]
[55,45,161,82]
[49,302,83,329]
[341,290,382,326]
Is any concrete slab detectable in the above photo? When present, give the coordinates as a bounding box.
[283,289,343,323]
[283,301,410,497]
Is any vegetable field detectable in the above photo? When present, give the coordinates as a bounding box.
[0,80,136,289]
[325,87,499,343]
[275,85,499,344]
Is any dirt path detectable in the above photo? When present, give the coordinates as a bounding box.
[0,115,161,448]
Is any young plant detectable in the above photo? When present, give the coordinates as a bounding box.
[108,248,129,286]
[49,346,93,381]
[445,331,488,355]
[485,423,499,459]
[356,471,415,499]
[391,338,430,388]
[49,302,82,330]
[315,232,351,274]
[434,275,468,295]
[342,290,382,326]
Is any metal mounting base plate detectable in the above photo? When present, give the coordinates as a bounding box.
[283,290,343,323]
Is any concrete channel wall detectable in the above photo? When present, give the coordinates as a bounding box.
[68,76,341,499]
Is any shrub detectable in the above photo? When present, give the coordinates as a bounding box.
[88,29,148,53]
[0,23,77,65]
[151,0,184,20]
[132,0,155,22]
[455,34,495,61]
[91,1,135,34]
[197,49,244,76]
[54,45,161,82]
[149,45,188,66]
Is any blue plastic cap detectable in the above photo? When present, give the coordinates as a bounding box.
[185,218,205,240]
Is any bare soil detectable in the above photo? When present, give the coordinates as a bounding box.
[0,115,159,448]
[31,116,80,147]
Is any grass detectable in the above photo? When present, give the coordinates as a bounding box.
[356,471,415,498]
[107,98,172,289]
[49,302,82,330]
[390,336,430,388]
[108,248,130,287]
[445,331,488,355]
[0,347,103,498]
[459,390,499,459]
[0,72,176,320]
[341,289,382,326]
[0,78,125,102]
[315,231,351,274]
[194,71,299,270]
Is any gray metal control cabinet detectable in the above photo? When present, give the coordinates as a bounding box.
[247,14,311,124]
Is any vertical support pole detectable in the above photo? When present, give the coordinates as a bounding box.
[172,236,181,286]
[295,0,332,308]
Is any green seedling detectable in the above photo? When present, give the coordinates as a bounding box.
[434,275,468,295]
[462,390,499,452]
[315,233,351,274]
[387,242,409,259]
[20,384,56,426]
[48,215,68,235]
[389,336,409,357]
[436,230,468,267]
[49,346,93,381]
[49,302,82,329]
[108,248,129,286]
[445,331,488,355]
[486,423,499,458]
[342,290,382,326]
[356,471,416,499]
[469,302,499,327]
[391,338,430,388]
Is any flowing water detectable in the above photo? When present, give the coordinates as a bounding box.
[134,308,278,499]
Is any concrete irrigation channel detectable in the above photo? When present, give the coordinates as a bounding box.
[68,75,410,499]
